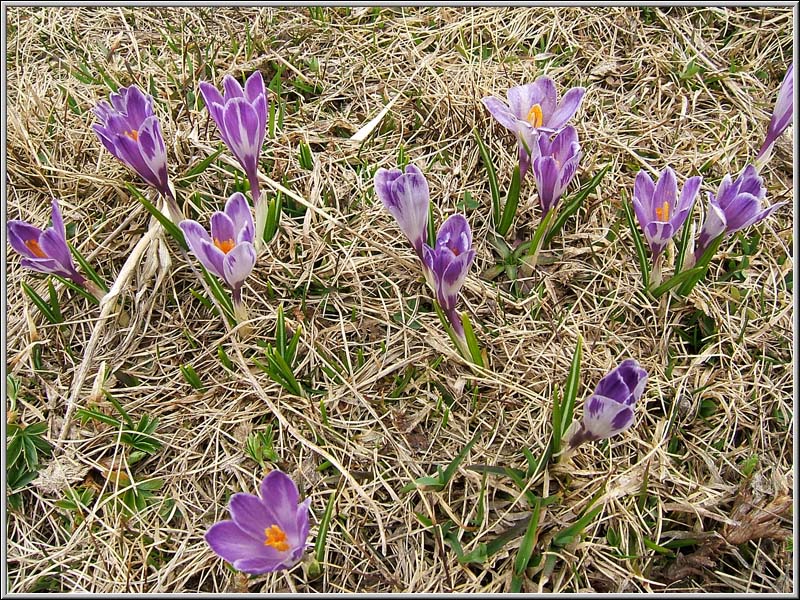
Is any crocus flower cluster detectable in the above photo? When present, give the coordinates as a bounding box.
[199,71,269,249]
[565,359,648,451]
[374,164,476,347]
[179,192,256,318]
[694,164,785,260]
[755,63,794,168]
[482,77,586,178]
[205,470,311,574]
[93,85,180,221]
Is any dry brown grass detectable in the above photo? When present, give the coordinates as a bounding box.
[4,6,794,594]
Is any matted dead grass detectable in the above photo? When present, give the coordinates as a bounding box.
[4,5,794,594]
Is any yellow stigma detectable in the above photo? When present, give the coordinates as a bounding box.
[526,104,544,128]
[263,525,290,552]
[213,238,235,254]
[24,238,47,258]
[654,201,670,221]
[124,129,139,141]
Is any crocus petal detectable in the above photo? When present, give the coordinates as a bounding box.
[735,165,767,201]
[222,242,256,290]
[652,167,678,216]
[137,116,170,195]
[112,132,161,189]
[233,556,290,575]
[205,521,268,564]
[584,395,635,440]
[222,97,262,174]
[198,81,226,126]
[180,220,226,278]
[19,257,71,276]
[259,471,301,529]
[671,175,702,229]
[244,71,266,104]
[533,156,560,213]
[726,198,785,233]
[633,170,655,208]
[594,370,633,405]
[381,165,430,255]
[615,359,648,403]
[548,87,586,130]
[228,492,275,540]
[122,85,152,129]
[438,250,475,310]
[374,168,403,203]
[481,96,520,131]
[225,192,255,244]
[7,221,44,259]
[644,221,674,255]
[38,227,74,271]
[210,212,236,247]
[222,74,245,100]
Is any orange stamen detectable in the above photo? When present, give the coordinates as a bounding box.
[24,239,47,258]
[124,129,139,142]
[654,201,670,221]
[213,238,235,254]
[526,104,544,128]
[263,525,290,552]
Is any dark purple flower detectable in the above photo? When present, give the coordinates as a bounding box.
[205,470,312,574]
[631,167,702,257]
[695,164,785,259]
[179,192,256,304]
[374,164,430,260]
[7,199,85,285]
[755,63,794,166]
[531,125,583,214]
[567,359,648,449]
[482,77,586,176]
[198,72,268,205]
[422,214,476,339]
[93,85,173,201]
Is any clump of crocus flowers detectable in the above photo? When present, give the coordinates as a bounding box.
[7,199,104,300]
[179,192,256,325]
[205,470,311,574]
[564,358,648,452]
[374,163,478,360]
[199,71,269,250]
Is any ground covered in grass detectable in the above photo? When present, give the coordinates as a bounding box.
[4,6,794,594]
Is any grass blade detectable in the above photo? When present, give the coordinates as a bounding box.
[650,266,705,297]
[514,496,543,575]
[497,164,521,236]
[474,130,500,227]
[674,212,694,274]
[545,164,610,245]
[461,312,484,367]
[53,275,100,305]
[21,281,62,324]
[621,192,650,289]
[678,234,724,296]
[315,487,338,563]
[553,336,582,457]
[68,242,108,292]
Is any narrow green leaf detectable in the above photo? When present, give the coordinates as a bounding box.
[461,313,484,367]
[427,201,436,250]
[678,234,724,296]
[559,336,583,445]
[474,130,500,227]
[76,407,122,428]
[21,281,61,324]
[525,207,557,267]
[315,489,338,562]
[674,210,694,274]
[552,504,603,547]
[179,147,223,185]
[47,279,63,323]
[545,164,610,245]
[497,164,521,236]
[440,430,482,485]
[287,326,302,365]
[126,183,187,249]
[621,193,650,289]
[102,390,133,429]
[276,304,287,358]
[650,266,705,297]
[53,275,100,305]
[68,241,108,292]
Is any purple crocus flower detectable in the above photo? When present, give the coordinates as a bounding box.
[422,214,476,339]
[205,470,312,575]
[179,192,256,308]
[531,125,583,215]
[694,164,785,259]
[755,63,794,167]
[567,359,648,450]
[632,167,702,257]
[198,72,268,243]
[93,86,176,211]
[7,199,85,285]
[482,77,586,176]
[374,164,430,260]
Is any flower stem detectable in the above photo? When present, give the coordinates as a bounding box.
[82,279,106,302]
[251,177,267,253]
[232,288,252,337]
[163,185,183,224]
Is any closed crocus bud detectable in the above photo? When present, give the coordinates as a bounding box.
[374,164,430,261]
[566,359,648,450]
[755,63,794,168]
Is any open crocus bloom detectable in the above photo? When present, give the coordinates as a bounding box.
[694,164,785,259]
[374,164,430,261]
[632,167,702,257]
[93,85,174,204]
[179,192,256,305]
[205,470,311,574]
[567,359,648,449]
[755,63,794,167]
[7,199,85,285]
[482,77,586,176]
[531,125,583,215]
[422,214,476,339]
